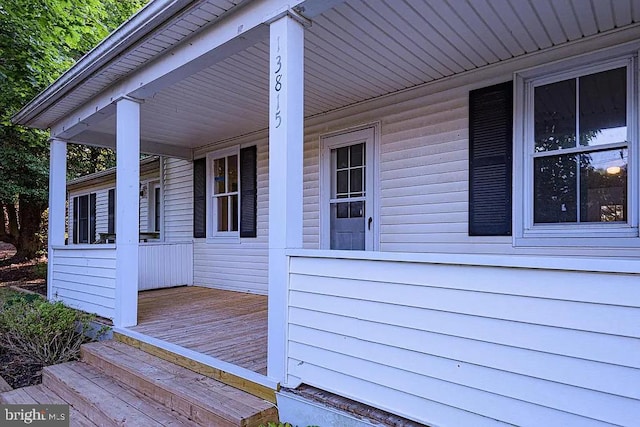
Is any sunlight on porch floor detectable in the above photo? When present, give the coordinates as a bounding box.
[131,286,267,375]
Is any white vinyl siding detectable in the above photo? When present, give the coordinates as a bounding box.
[50,246,116,319]
[301,39,640,258]
[287,254,640,426]
[192,137,269,294]
[163,157,193,241]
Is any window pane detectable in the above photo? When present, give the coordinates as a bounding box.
[214,158,225,194]
[580,149,627,222]
[534,154,577,223]
[217,196,228,231]
[535,79,576,152]
[350,168,363,193]
[579,67,627,147]
[336,147,349,169]
[350,143,364,167]
[336,170,348,195]
[228,155,238,192]
[231,194,239,231]
[78,195,89,243]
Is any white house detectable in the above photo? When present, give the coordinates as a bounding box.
[13,0,640,425]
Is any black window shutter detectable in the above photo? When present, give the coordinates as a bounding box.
[240,146,257,238]
[72,197,78,244]
[89,193,96,243]
[193,158,206,238]
[107,189,115,234]
[469,81,513,236]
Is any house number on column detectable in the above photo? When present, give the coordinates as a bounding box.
[274,36,283,128]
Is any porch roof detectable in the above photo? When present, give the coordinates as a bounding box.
[13,0,640,153]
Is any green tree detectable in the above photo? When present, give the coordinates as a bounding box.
[0,0,146,259]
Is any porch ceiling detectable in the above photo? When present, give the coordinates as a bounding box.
[66,0,640,150]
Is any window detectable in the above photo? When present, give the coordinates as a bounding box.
[212,152,239,234]
[147,181,161,233]
[532,66,628,224]
[194,146,256,239]
[515,55,638,242]
[72,193,96,244]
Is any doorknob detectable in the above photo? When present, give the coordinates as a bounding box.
[368,217,373,230]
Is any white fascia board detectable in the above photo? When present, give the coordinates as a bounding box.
[51,0,297,139]
[12,0,195,127]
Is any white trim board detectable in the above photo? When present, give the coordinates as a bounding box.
[285,249,640,274]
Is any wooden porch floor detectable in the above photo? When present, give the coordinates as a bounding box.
[131,286,268,375]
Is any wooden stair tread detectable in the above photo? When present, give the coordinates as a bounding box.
[0,384,97,427]
[81,340,276,426]
[44,362,198,426]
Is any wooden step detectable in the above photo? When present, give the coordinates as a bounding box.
[0,384,97,426]
[43,362,199,426]
[81,340,278,427]
[114,331,277,403]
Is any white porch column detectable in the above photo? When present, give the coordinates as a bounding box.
[268,13,305,382]
[47,138,67,301]
[115,97,141,327]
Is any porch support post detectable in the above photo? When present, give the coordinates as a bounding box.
[114,97,141,327]
[47,138,67,301]
[267,13,305,383]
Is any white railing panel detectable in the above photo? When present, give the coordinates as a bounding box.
[138,242,193,290]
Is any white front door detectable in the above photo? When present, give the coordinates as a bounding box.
[321,127,376,250]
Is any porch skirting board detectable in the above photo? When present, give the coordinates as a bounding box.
[112,328,278,403]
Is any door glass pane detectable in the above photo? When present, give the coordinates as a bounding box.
[336,202,348,218]
[534,154,577,223]
[336,170,349,196]
[214,158,225,194]
[217,196,228,231]
[579,67,627,147]
[228,155,238,192]
[349,201,364,218]
[351,143,363,167]
[535,79,576,152]
[350,168,362,193]
[330,202,365,250]
[579,149,627,222]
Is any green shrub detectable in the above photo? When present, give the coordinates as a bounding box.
[0,295,102,365]
[33,262,48,280]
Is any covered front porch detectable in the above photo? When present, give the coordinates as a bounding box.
[133,286,267,376]
[15,0,640,424]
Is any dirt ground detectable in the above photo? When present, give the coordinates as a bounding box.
[0,242,47,389]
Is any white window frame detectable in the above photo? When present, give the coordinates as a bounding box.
[206,146,241,240]
[514,52,640,247]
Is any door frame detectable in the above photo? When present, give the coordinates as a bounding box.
[319,123,380,250]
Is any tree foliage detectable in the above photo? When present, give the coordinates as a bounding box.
[0,0,146,258]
